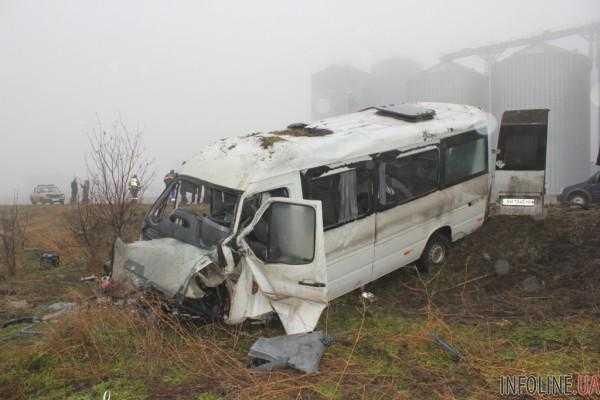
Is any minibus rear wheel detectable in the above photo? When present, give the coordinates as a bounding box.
[418,233,449,273]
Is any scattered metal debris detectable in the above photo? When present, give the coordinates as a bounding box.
[41,302,76,321]
[432,334,463,362]
[80,275,98,282]
[248,331,334,374]
[40,251,60,268]
[1,316,41,329]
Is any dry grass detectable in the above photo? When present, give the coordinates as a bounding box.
[1,205,600,399]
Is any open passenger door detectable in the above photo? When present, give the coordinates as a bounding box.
[493,109,549,216]
[237,198,328,334]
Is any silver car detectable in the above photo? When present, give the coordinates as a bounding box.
[30,185,65,205]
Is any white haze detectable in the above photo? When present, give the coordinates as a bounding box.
[1,0,599,202]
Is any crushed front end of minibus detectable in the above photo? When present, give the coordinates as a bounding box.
[110,172,328,335]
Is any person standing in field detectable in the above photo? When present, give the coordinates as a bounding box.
[164,169,177,202]
[129,174,141,200]
[164,169,176,188]
[81,179,90,204]
[70,177,78,205]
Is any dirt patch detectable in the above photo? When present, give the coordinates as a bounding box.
[270,126,333,138]
[258,135,287,149]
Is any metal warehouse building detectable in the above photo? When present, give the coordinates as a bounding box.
[405,62,487,110]
[311,23,599,197]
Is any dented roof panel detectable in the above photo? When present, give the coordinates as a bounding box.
[180,102,494,190]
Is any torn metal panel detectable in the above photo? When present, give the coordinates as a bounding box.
[112,237,220,299]
[225,258,273,325]
[237,198,329,335]
[248,331,334,374]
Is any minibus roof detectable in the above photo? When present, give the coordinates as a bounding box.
[180,102,493,190]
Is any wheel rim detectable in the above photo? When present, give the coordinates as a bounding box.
[430,244,445,264]
[571,196,586,206]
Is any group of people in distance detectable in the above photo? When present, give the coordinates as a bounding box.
[67,169,178,205]
[69,177,90,205]
[69,173,142,204]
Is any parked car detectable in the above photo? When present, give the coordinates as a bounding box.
[558,171,600,208]
[112,102,494,334]
[30,184,65,205]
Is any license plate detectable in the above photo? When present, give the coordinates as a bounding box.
[501,198,535,207]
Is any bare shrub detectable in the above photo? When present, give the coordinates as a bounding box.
[86,118,154,242]
[65,201,111,269]
[0,199,27,277]
[64,119,154,271]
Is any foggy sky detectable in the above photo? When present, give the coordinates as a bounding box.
[1,0,599,202]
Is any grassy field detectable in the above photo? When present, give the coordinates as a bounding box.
[0,204,599,399]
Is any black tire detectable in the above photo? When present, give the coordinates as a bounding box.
[568,192,589,209]
[418,232,450,273]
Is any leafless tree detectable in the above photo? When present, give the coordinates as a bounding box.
[65,200,110,268]
[0,197,27,277]
[86,118,155,242]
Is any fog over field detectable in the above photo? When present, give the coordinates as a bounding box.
[1,0,599,203]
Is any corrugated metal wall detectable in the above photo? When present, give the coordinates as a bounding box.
[491,43,592,195]
[405,62,487,109]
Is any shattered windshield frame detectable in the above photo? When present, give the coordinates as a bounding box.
[145,176,242,248]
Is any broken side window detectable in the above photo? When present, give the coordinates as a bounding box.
[496,126,547,171]
[240,188,290,229]
[443,133,487,187]
[246,202,316,265]
[379,149,439,207]
[303,161,374,229]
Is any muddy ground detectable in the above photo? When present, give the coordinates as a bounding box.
[0,204,599,399]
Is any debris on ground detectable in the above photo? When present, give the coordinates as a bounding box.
[248,331,334,374]
[42,302,75,321]
[493,259,511,276]
[1,316,41,329]
[520,275,544,294]
[100,276,112,290]
[44,302,74,312]
[432,334,463,362]
[40,251,60,268]
[80,275,97,282]
[482,252,492,262]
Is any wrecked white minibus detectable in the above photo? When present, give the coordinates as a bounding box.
[113,103,494,334]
